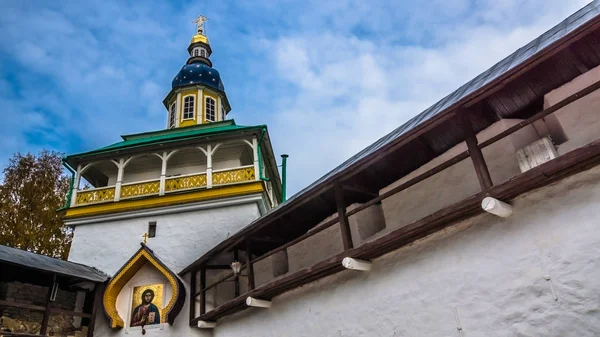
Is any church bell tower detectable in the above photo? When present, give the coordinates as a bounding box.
[62,18,283,327]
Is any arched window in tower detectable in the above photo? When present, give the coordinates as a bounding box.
[183,96,195,120]
[201,49,206,58]
[193,48,199,57]
[169,103,176,128]
[205,97,216,122]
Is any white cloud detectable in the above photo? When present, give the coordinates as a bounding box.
[0,0,594,198]
[261,0,593,195]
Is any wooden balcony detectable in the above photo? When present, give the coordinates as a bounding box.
[73,166,256,206]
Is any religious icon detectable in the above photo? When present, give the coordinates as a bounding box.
[130,284,163,327]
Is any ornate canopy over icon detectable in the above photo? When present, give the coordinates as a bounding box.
[102,243,185,329]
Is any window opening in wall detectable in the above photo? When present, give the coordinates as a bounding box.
[148,221,157,238]
[169,103,176,128]
[183,96,195,120]
[206,97,216,122]
[201,49,206,57]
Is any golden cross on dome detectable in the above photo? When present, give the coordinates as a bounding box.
[193,15,209,35]
[142,232,149,244]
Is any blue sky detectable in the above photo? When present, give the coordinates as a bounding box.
[0,0,590,196]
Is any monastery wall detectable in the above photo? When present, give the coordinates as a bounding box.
[214,155,600,337]
[68,202,262,276]
[207,65,600,337]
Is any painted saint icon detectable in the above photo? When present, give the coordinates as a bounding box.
[130,288,161,327]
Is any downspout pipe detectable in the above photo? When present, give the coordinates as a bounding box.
[57,159,76,212]
[257,127,268,181]
[280,154,288,203]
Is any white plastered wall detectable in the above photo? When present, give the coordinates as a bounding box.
[68,202,261,276]
[71,202,262,337]
[165,162,208,177]
[212,159,242,171]
[210,64,600,336]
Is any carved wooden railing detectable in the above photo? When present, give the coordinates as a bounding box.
[165,172,207,192]
[213,166,255,186]
[75,186,116,205]
[73,166,257,206]
[120,179,160,199]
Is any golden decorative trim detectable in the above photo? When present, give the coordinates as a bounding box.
[65,182,264,219]
[213,167,255,186]
[75,187,116,205]
[165,173,207,192]
[191,34,209,44]
[103,246,182,329]
[120,180,160,199]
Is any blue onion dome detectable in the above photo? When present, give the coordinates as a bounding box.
[171,63,225,92]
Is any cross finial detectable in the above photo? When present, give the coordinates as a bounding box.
[142,232,149,244]
[193,15,209,36]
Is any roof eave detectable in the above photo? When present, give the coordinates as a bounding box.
[65,125,266,168]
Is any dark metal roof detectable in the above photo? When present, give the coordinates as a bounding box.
[172,63,225,92]
[0,244,109,282]
[181,0,600,273]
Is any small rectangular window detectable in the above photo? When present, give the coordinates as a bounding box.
[169,103,176,128]
[205,97,216,122]
[148,221,157,238]
[183,96,195,120]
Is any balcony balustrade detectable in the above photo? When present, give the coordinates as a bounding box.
[212,165,255,185]
[73,166,256,206]
[75,186,116,205]
[165,172,208,192]
[120,179,161,199]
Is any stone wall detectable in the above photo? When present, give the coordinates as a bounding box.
[0,282,78,336]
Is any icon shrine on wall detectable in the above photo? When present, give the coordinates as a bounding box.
[103,243,186,329]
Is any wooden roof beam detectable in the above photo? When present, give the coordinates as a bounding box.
[342,184,379,199]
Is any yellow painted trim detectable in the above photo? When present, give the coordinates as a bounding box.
[203,91,218,124]
[65,182,264,219]
[167,101,177,128]
[180,120,196,127]
[103,249,180,328]
[180,91,198,127]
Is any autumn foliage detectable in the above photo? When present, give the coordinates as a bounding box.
[0,150,72,259]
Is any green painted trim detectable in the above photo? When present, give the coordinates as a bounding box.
[66,123,266,162]
[257,127,269,181]
[121,120,235,141]
[281,154,288,203]
[57,160,75,212]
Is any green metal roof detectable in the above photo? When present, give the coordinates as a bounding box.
[66,120,265,160]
